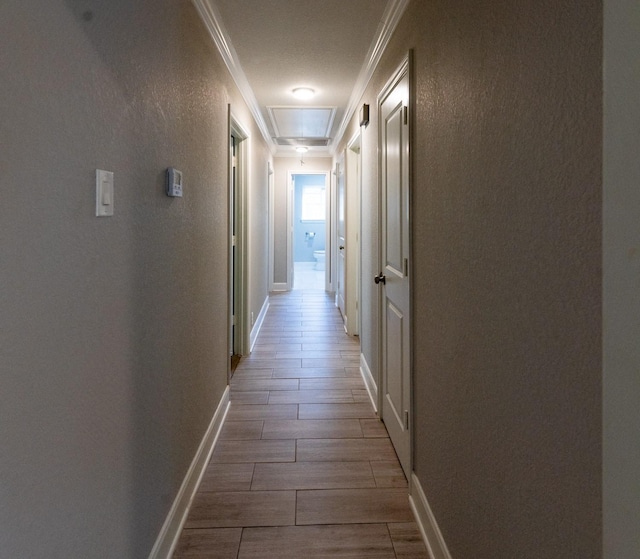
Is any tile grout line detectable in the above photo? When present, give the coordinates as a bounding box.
[384,522,399,559]
[236,527,244,559]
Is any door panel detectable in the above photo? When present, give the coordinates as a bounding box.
[379,63,411,478]
[385,107,403,276]
[385,300,404,426]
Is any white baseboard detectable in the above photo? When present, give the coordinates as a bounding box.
[250,297,270,352]
[359,354,378,413]
[409,473,453,559]
[148,386,231,559]
[270,283,288,292]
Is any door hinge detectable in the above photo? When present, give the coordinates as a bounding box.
[404,410,409,429]
[232,314,236,326]
[404,258,409,276]
[232,235,236,247]
[403,106,408,125]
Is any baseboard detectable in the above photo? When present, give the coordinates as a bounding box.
[250,297,270,352]
[409,473,453,559]
[270,282,288,292]
[359,354,378,413]
[148,387,231,559]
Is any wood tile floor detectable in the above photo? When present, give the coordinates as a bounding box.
[173,290,429,558]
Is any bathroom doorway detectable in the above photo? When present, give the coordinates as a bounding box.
[290,172,328,290]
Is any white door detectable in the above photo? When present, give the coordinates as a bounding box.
[336,160,346,318]
[378,59,411,478]
[229,115,249,375]
[346,134,361,336]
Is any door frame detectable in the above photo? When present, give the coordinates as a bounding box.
[228,108,250,379]
[329,163,338,294]
[286,170,331,291]
[346,131,362,336]
[334,156,346,314]
[376,53,413,477]
[267,161,275,291]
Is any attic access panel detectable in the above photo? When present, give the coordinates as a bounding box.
[274,137,331,147]
[268,106,336,140]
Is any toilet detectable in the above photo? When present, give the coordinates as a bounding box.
[313,250,325,271]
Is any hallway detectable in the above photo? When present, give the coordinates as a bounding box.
[173,290,428,558]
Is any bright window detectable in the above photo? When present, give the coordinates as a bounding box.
[301,186,325,221]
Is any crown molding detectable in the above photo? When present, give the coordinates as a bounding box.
[331,0,410,154]
[193,0,409,157]
[192,0,275,153]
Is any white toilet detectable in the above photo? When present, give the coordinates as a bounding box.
[313,250,325,271]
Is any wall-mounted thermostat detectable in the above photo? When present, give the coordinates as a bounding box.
[166,167,183,197]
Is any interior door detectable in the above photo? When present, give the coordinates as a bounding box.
[228,115,249,375]
[346,136,361,336]
[378,61,411,478]
[336,160,346,318]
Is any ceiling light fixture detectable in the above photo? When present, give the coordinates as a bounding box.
[296,145,308,165]
[292,87,315,100]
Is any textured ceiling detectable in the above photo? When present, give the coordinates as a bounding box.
[205,0,391,155]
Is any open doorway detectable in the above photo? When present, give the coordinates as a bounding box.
[229,113,249,377]
[290,173,328,291]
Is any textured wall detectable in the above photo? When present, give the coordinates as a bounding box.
[339,0,602,556]
[246,134,272,332]
[603,0,640,556]
[0,1,269,557]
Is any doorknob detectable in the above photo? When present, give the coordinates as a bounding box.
[339,245,345,250]
[374,273,386,285]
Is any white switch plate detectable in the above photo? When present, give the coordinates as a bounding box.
[96,169,114,216]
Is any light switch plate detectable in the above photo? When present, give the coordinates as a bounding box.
[96,169,114,217]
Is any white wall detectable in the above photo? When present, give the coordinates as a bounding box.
[245,130,273,345]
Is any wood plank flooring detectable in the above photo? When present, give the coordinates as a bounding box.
[173,290,428,558]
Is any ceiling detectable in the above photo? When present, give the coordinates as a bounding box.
[193,0,409,157]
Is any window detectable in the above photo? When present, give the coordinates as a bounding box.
[301,186,325,221]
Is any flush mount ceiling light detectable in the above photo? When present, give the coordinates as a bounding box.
[295,146,309,153]
[292,87,315,100]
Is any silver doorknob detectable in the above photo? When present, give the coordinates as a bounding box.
[374,273,386,285]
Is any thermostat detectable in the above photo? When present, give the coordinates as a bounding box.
[166,167,183,197]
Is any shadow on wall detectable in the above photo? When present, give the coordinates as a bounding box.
[61,1,231,557]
